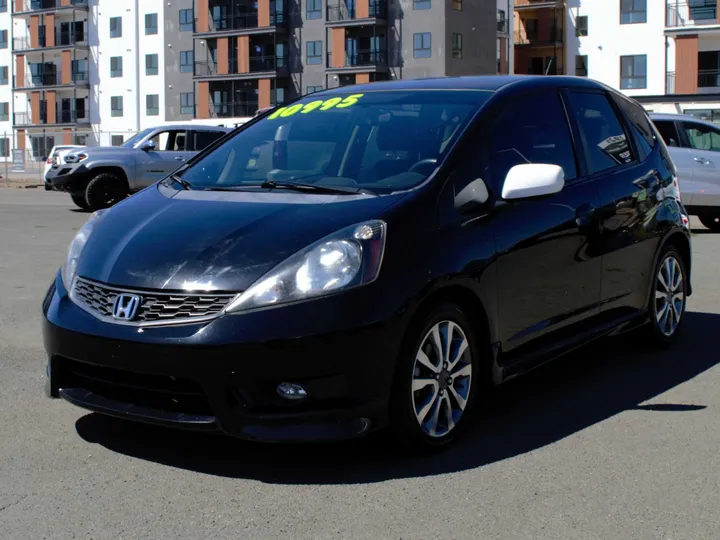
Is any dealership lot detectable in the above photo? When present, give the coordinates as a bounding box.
[2,189,720,539]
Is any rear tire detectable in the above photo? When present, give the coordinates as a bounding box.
[388,302,484,453]
[642,244,688,347]
[70,194,90,210]
[698,214,720,232]
[85,172,127,211]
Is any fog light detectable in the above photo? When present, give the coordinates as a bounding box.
[277,382,308,400]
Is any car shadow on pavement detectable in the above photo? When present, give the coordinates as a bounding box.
[75,310,719,485]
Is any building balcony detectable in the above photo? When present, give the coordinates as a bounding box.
[194,56,287,79]
[326,1,387,26]
[13,32,89,53]
[497,18,509,34]
[514,29,564,46]
[13,108,90,127]
[327,49,388,71]
[666,1,718,29]
[193,4,287,35]
[206,101,260,119]
[514,0,565,11]
[13,0,89,15]
[14,70,89,90]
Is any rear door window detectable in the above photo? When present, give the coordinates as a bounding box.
[681,121,720,152]
[565,91,635,175]
[612,94,656,159]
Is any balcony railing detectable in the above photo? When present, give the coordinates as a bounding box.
[13,32,88,51]
[699,69,720,88]
[194,10,286,32]
[14,108,89,126]
[514,29,564,45]
[326,1,387,22]
[194,56,285,77]
[15,70,88,88]
[666,1,717,27]
[14,0,88,13]
[327,49,387,68]
[208,101,260,118]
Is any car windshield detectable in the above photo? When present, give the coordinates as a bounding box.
[177,90,491,194]
[122,128,155,148]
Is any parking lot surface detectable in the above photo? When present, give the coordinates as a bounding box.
[2,189,720,540]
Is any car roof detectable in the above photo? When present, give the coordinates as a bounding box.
[648,112,719,128]
[310,75,612,96]
[157,124,232,131]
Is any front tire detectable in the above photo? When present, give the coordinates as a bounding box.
[389,302,483,452]
[85,172,127,211]
[70,194,90,210]
[643,245,688,347]
[698,214,720,232]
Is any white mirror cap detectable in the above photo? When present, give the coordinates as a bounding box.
[502,163,565,200]
[455,178,489,208]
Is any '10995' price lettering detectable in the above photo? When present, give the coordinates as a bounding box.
[266,94,364,120]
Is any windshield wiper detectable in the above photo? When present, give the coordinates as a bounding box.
[259,180,363,195]
[168,173,192,190]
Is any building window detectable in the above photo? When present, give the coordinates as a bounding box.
[111,96,123,117]
[0,138,8,157]
[180,92,194,115]
[146,54,158,76]
[306,85,323,94]
[0,66,8,85]
[0,30,7,49]
[576,15,588,36]
[74,135,87,146]
[145,13,158,35]
[413,32,431,58]
[452,0,462,10]
[576,55,588,77]
[110,17,122,38]
[179,9,193,32]
[620,0,646,24]
[414,0,431,9]
[452,33,463,59]
[110,56,123,78]
[307,41,322,65]
[146,94,159,116]
[0,1,6,14]
[307,0,321,20]
[0,102,7,121]
[111,135,124,146]
[620,55,647,89]
[497,10,507,32]
[180,51,193,73]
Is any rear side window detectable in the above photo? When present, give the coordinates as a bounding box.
[681,121,720,152]
[613,94,655,158]
[652,120,681,147]
[489,90,577,186]
[565,91,634,175]
[193,130,226,151]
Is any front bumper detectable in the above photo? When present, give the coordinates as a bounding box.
[45,164,90,195]
[42,273,404,443]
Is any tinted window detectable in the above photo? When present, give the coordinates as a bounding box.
[652,120,680,148]
[489,90,577,187]
[566,91,634,175]
[193,130,226,151]
[681,121,720,152]
[148,130,188,151]
[613,94,655,158]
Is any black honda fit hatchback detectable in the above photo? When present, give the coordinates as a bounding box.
[43,76,692,450]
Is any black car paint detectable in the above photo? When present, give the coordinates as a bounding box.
[43,76,692,443]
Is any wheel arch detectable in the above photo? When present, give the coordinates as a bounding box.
[86,166,130,190]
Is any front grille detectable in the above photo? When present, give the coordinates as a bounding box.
[59,357,213,415]
[73,277,236,324]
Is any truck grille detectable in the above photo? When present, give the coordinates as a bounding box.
[72,277,236,325]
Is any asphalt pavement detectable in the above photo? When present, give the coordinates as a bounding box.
[2,189,720,540]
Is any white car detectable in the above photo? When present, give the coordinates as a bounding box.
[44,145,84,190]
[649,113,720,231]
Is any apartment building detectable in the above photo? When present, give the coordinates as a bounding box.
[498,0,514,75]
[513,0,566,75]
[191,0,499,121]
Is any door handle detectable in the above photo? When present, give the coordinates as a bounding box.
[693,156,712,165]
[175,157,186,161]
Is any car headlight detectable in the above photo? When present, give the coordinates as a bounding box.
[225,220,387,314]
[64,153,88,164]
[61,210,106,289]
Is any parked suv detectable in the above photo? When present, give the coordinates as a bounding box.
[45,124,232,210]
[43,76,692,451]
[649,112,720,231]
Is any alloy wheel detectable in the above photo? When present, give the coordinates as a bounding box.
[655,255,685,337]
[411,320,472,438]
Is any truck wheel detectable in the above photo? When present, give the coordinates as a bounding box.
[85,172,127,211]
[70,194,90,211]
[698,214,720,232]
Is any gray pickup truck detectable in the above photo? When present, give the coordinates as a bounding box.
[46,124,233,211]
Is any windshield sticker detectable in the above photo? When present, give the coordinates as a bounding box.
[266,94,364,120]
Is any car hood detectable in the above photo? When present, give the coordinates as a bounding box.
[75,183,408,292]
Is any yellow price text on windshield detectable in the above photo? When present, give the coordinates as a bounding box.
[267,94,364,120]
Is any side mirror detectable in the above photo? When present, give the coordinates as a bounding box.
[502,163,564,200]
[140,140,156,152]
[454,178,490,214]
